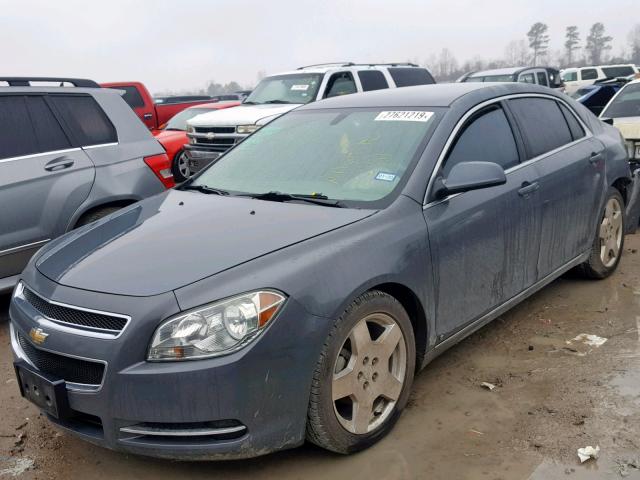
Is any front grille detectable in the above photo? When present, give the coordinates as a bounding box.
[23,287,127,333]
[17,332,105,385]
[194,126,236,134]
[196,137,235,145]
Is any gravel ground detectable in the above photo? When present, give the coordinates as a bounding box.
[1,234,639,479]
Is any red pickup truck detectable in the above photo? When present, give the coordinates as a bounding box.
[100,82,214,130]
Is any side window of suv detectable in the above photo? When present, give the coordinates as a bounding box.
[536,72,549,86]
[581,69,598,80]
[324,72,357,98]
[508,98,574,158]
[50,95,117,146]
[357,70,389,92]
[443,105,519,177]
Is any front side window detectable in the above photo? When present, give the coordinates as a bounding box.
[49,95,117,146]
[243,74,322,105]
[536,72,549,86]
[602,83,640,119]
[192,109,437,205]
[581,69,598,80]
[443,105,519,176]
[324,72,357,98]
[358,70,389,92]
[508,98,573,158]
[518,73,535,84]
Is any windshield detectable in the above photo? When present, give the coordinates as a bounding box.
[562,71,578,82]
[165,108,212,130]
[602,83,640,119]
[243,74,322,105]
[191,108,437,205]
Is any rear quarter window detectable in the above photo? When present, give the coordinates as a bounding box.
[49,95,117,146]
[388,68,435,87]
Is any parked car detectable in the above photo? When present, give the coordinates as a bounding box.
[571,82,623,116]
[100,82,214,130]
[155,101,241,182]
[0,77,173,293]
[601,79,640,162]
[184,62,436,174]
[561,64,639,95]
[458,66,564,90]
[10,82,639,460]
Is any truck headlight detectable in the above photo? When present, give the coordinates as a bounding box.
[635,142,640,160]
[148,291,286,361]
[187,125,195,134]
[236,125,261,134]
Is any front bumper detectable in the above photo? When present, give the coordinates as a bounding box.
[9,272,330,459]
[183,146,222,175]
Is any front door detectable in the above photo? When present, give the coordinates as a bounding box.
[424,102,542,339]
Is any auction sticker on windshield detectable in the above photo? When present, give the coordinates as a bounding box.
[291,84,310,91]
[375,111,433,122]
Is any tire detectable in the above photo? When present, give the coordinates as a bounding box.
[171,150,191,183]
[306,290,416,454]
[580,187,625,279]
[75,207,121,228]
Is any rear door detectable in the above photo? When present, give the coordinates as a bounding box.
[0,94,95,279]
[507,96,604,278]
[424,102,542,338]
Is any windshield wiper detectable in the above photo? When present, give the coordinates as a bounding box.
[263,100,292,104]
[179,184,230,195]
[241,191,344,208]
[242,101,258,105]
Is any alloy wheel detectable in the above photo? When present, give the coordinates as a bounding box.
[177,152,191,179]
[599,197,623,268]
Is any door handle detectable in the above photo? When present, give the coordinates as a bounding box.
[143,113,153,120]
[589,152,603,165]
[44,156,74,172]
[518,181,539,197]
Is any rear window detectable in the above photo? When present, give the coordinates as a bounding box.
[509,98,574,158]
[49,95,117,146]
[601,66,635,78]
[113,86,145,109]
[388,68,435,87]
[358,70,389,92]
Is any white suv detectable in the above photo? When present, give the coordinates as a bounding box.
[561,64,639,95]
[184,63,435,174]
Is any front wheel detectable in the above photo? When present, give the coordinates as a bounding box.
[306,291,416,454]
[580,187,625,279]
[171,150,191,183]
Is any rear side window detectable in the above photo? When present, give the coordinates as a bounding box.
[536,72,548,86]
[443,105,519,176]
[324,72,357,98]
[114,86,145,109]
[357,70,389,92]
[558,103,585,141]
[388,68,435,87]
[601,66,635,78]
[50,95,117,146]
[581,69,598,80]
[509,98,573,158]
[0,96,39,160]
[25,96,72,153]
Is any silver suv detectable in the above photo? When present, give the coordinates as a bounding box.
[0,77,174,292]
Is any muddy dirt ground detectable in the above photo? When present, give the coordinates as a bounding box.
[1,235,640,479]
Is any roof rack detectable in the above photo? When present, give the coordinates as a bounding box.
[297,62,420,70]
[297,62,355,70]
[0,77,100,88]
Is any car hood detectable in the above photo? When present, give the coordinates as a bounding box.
[153,129,187,141]
[35,190,374,297]
[613,117,640,140]
[188,103,299,127]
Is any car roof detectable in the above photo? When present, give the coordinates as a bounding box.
[468,67,530,77]
[269,64,424,77]
[298,82,554,110]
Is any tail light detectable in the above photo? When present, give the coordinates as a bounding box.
[144,154,175,189]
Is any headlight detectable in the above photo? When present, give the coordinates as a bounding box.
[186,125,195,134]
[635,141,640,160]
[147,290,286,361]
[236,124,261,134]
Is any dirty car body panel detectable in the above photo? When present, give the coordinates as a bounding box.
[9,83,638,459]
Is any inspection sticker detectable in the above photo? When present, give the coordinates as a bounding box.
[291,84,310,91]
[375,111,433,122]
[375,172,397,182]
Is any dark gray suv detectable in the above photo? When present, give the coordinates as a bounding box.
[0,77,174,292]
[9,82,640,460]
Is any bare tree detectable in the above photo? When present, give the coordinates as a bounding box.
[527,22,550,66]
[629,24,640,65]
[585,23,613,65]
[564,26,580,67]
[437,48,459,79]
[504,39,530,66]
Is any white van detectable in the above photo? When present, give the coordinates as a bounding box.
[561,65,639,95]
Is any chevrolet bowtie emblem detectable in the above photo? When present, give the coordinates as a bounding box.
[29,328,49,345]
[206,132,215,139]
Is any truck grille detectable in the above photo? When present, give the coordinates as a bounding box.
[192,126,240,153]
[17,332,105,386]
[23,287,127,334]
[194,126,236,134]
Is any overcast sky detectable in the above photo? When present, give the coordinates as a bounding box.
[1,0,637,94]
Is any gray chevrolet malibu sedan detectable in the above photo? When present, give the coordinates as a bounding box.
[9,82,639,459]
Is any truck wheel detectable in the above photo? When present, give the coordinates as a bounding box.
[306,291,415,454]
[172,151,191,183]
[580,187,625,279]
[75,207,121,228]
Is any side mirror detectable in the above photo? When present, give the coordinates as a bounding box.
[436,161,507,198]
